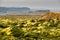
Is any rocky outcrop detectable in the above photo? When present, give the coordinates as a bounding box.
[41,12,60,20]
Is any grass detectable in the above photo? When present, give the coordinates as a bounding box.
[0,12,60,40]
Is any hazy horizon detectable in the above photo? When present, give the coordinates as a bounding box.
[0,0,60,11]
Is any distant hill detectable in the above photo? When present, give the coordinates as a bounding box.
[0,7,50,15]
[0,7,30,13]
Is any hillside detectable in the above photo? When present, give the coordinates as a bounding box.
[41,12,60,20]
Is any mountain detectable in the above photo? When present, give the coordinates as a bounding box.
[0,7,50,15]
[0,7,30,13]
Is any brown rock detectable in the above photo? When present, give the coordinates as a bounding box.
[41,12,60,20]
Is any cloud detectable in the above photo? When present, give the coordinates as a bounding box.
[0,0,60,9]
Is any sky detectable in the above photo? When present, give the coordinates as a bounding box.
[0,0,60,10]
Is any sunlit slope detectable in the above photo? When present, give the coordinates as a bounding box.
[41,12,60,20]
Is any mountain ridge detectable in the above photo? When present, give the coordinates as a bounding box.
[0,7,31,13]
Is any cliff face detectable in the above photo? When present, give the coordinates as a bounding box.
[41,12,60,20]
